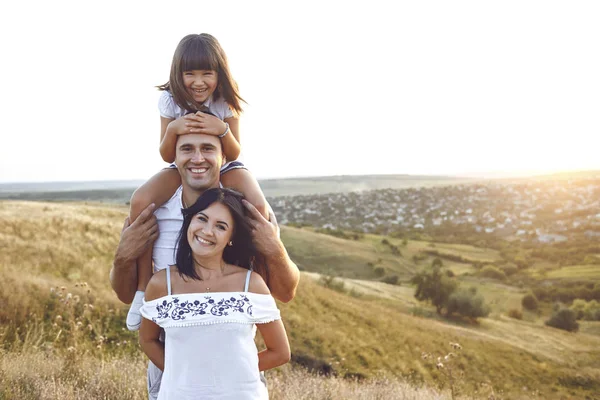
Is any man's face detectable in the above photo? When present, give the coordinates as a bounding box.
[175,134,223,192]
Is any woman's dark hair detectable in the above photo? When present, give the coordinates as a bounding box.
[157,33,245,116]
[175,188,257,281]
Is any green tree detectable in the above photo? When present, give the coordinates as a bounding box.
[522,292,539,310]
[446,287,490,320]
[412,266,458,314]
[432,257,443,268]
[545,308,579,332]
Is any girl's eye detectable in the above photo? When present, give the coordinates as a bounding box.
[197,215,207,222]
[217,225,226,231]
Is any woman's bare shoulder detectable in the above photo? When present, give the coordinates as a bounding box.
[248,271,270,295]
[145,267,171,301]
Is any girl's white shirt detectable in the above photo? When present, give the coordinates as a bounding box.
[158,91,234,121]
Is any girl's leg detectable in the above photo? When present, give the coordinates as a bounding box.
[220,168,269,219]
[126,168,181,331]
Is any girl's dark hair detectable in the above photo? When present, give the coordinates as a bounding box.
[157,33,245,116]
[175,188,257,281]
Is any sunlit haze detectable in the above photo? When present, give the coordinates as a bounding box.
[1,1,598,183]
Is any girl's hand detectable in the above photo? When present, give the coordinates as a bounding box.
[167,117,190,136]
[184,112,227,136]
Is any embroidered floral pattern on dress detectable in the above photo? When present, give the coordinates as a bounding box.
[153,294,252,322]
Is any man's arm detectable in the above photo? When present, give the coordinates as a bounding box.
[243,200,299,303]
[110,204,158,304]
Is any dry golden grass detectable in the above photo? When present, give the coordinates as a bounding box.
[2,200,599,399]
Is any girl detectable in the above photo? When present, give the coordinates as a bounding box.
[126,34,269,330]
[139,188,289,399]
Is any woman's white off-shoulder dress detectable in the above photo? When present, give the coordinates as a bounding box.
[140,268,280,400]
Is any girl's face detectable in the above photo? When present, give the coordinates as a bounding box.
[187,202,234,259]
[183,70,218,104]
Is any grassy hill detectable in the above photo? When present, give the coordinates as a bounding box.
[1,201,599,399]
[280,226,499,281]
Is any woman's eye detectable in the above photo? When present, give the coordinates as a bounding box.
[217,225,226,231]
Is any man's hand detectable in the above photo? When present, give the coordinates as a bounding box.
[114,203,159,266]
[111,203,158,304]
[243,199,299,303]
[243,199,281,257]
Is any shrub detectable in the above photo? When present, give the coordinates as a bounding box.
[583,255,598,265]
[545,308,579,332]
[501,264,518,276]
[446,287,490,320]
[479,265,507,281]
[318,275,346,293]
[382,275,399,285]
[431,258,443,268]
[570,299,600,321]
[373,267,385,277]
[570,298,588,319]
[507,308,523,320]
[389,245,402,256]
[522,292,539,310]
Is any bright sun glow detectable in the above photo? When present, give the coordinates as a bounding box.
[0,1,598,183]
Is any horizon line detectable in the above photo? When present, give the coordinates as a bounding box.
[1,168,599,186]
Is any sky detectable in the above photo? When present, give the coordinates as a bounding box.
[1,0,599,183]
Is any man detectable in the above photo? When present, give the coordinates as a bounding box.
[110,133,299,398]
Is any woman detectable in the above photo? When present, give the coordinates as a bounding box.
[139,188,290,399]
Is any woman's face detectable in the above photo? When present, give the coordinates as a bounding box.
[187,202,235,258]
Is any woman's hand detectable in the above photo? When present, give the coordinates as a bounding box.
[184,112,227,136]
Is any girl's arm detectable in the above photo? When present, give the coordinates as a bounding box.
[221,116,241,161]
[159,116,189,163]
[139,270,168,371]
[249,273,291,371]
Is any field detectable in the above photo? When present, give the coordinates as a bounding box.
[282,227,499,281]
[1,201,600,399]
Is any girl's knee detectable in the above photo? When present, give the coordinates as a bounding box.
[129,188,153,220]
[247,196,269,219]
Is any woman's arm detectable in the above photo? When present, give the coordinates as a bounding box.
[138,270,168,370]
[257,319,290,371]
[249,273,291,371]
